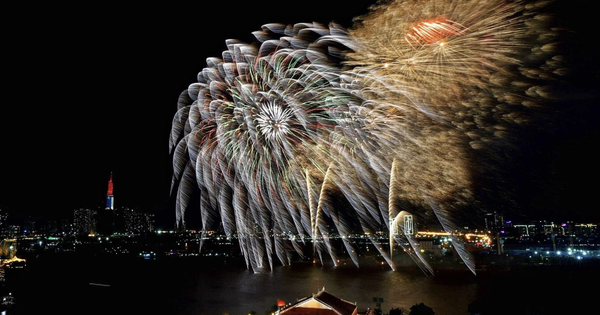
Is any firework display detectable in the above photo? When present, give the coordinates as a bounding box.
[170,0,588,275]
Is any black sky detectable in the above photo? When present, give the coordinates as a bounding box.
[1,1,599,228]
[1,1,378,228]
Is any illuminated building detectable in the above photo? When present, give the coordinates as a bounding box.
[123,208,155,234]
[94,173,156,235]
[513,224,536,237]
[0,209,8,239]
[484,211,504,232]
[276,287,360,315]
[574,223,598,237]
[404,215,414,236]
[97,172,120,235]
[73,208,97,236]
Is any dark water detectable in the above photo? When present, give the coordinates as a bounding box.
[5,253,598,315]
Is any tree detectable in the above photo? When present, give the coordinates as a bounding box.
[389,307,404,315]
[264,304,278,315]
[409,303,434,315]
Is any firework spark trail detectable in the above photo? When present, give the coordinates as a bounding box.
[315,167,337,266]
[170,0,580,275]
[170,21,364,272]
[346,0,566,151]
[390,211,434,276]
[338,0,570,272]
[320,166,365,268]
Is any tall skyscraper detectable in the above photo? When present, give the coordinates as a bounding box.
[106,172,114,210]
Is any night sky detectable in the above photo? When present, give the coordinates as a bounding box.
[1,0,599,229]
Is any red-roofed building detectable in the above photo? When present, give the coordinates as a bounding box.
[277,287,372,315]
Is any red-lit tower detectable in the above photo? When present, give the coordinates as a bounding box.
[106,172,114,210]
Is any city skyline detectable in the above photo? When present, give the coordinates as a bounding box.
[2,0,599,229]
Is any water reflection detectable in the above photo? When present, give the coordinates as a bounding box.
[181,258,478,315]
[17,253,598,315]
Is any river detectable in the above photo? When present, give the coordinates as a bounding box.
[5,252,598,315]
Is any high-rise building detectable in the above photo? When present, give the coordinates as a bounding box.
[0,208,8,238]
[73,208,97,236]
[106,172,114,210]
[484,211,504,232]
[123,208,155,234]
[97,172,119,235]
[95,172,155,235]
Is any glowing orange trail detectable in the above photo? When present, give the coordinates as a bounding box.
[405,17,467,50]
